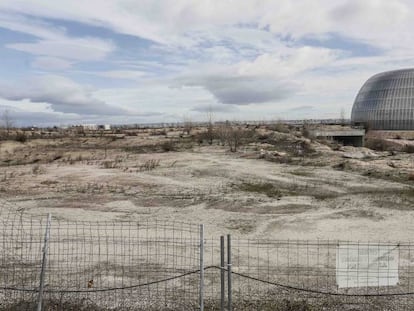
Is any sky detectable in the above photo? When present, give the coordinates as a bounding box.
[0,0,414,126]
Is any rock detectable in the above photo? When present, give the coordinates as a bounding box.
[273,151,287,157]
[341,146,380,159]
[342,152,366,159]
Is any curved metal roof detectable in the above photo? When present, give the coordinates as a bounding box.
[351,68,414,130]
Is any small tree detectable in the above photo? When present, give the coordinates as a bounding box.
[216,122,229,146]
[1,110,14,137]
[226,124,244,152]
[182,116,193,135]
[206,106,215,145]
[302,120,311,138]
[340,108,346,126]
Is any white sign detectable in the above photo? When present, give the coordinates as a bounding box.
[336,244,399,288]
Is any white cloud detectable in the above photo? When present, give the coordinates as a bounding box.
[0,75,126,115]
[0,12,115,66]
[7,37,115,62]
[94,84,218,121]
[191,103,239,113]
[94,70,148,80]
[0,12,65,40]
[181,75,298,105]
[1,0,414,123]
[170,46,342,107]
[0,0,412,49]
[237,46,343,77]
[32,57,73,70]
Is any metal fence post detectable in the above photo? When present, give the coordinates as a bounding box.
[199,224,204,311]
[227,234,232,311]
[37,213,52,311]
[220,236,225,311]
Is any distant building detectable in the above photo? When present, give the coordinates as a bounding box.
[351,68,414,130]
[97,124,111,130]
[81,124,98,130]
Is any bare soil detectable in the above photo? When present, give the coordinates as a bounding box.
[1,126,413,241]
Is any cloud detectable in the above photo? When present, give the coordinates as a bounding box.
[94,83,217,117]
[0,1,263,45]
[191,103,239,113]
[0,75,126,115]
[330,1,407,30]
[287,105,314,112]
[1,0,411,50]
[237,46,343,76]
[32,57,73,70]
[7,37,115,62]
[0,12,65,40]
[0,103,166,126]
[197,75,298,105]
[0,12,115,66]
[0,0,414,124]
[172,46,339,106]
[93,70,148,80]
[0,108,78,126]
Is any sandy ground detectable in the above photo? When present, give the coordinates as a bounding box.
[1,133,413,242]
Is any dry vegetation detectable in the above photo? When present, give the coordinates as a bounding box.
[1,123,414,241]
[2,123,414,310]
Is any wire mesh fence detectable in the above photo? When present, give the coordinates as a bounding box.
[2,199,414,310]
[203,238,414,310]
[0,206,202,310]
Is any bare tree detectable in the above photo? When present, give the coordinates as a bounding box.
[206,106,215,145]
[1,110,14,137]
[182,116,193,135]
[226,125,245,152]
[216,122,230,146]
[216,121,245,152]
[340,108,346,126]
[301,120,311,138]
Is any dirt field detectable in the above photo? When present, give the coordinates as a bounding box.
[1,125,413,241]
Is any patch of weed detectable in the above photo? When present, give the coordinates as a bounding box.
[238,182,282,198]
[290,169,314,177]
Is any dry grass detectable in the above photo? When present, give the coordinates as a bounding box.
[1,124,413,242]
[237,181,282,198]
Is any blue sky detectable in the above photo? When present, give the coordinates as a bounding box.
[0,0,414,126]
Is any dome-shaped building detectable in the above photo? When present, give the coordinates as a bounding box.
[351,68,414,130]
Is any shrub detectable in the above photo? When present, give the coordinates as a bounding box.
[332,161,348,170]
[161,140,175,152]
[403,144,414,153]
[139,159,160,171]
[301,123,311,138]
[32,164,45,175]
[294,140,315,156]
[365,138,394,151]
[238,181,282,198]
[270,122,290,133]
[15,132,27,143]
[102,161,117,169]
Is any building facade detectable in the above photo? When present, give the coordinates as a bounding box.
[351,68,414,130]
